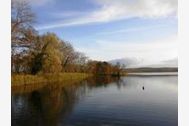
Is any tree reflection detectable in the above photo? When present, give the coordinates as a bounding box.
[12,76,122,126]
[12,81,81,126]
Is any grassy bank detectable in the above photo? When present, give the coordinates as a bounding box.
[12,73,91,86]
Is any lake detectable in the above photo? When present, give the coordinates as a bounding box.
[12,75,178,126]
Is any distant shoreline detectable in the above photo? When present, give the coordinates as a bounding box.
[125,67,178,73]
[126,72,178,76]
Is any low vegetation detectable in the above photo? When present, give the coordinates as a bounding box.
[12,73,91,86]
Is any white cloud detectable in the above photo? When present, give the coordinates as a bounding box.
[50,11,88,18]
[97,24,171,35]
[37,0,177,30]
[95,0,177,19]
[75,35,178,67]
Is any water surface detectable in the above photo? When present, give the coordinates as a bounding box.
[12,76,178,126]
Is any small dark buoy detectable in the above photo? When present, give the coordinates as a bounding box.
[142,86,144,90]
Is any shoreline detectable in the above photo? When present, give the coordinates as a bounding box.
[126,72,178,76]
[11,73,91,86]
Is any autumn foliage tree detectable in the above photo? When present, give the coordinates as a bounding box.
[86,61,122,76]
[41,33,62,73]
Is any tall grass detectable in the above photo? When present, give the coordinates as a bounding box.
[12,73,91,86]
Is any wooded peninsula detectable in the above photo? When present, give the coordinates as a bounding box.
[11,1,124,86]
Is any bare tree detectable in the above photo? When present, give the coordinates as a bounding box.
[11,0,37,73]
[59,42,78,71]
[11,0,36,45]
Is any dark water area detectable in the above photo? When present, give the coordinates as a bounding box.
[12,76,178,126]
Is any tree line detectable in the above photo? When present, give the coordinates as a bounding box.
[11,0,123,76]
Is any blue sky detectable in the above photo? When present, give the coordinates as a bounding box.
[24,0,178,67]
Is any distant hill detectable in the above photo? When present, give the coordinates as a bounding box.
[109,57,178,68]
[124,67,178,73]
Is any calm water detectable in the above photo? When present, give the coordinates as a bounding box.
[12,76,178,126]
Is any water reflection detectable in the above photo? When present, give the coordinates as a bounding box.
[12,76,177,126]
[12,76,120,126]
